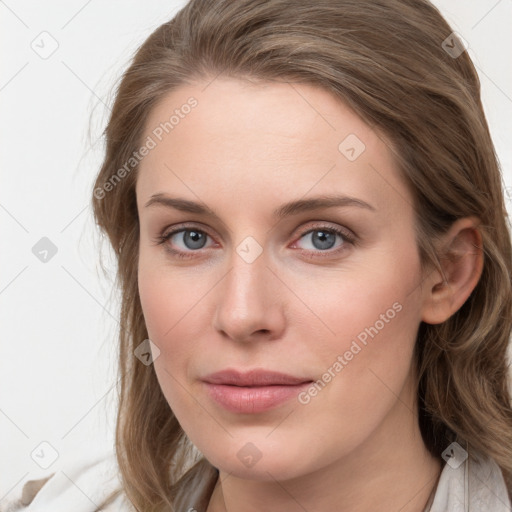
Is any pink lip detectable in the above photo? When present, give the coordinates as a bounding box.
[202,369,313,413]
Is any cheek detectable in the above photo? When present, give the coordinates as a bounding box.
[137,263,197,416]
[138,252,196,343]
[137,255,217,376]
[292,247,422,407]
[138,265,173,340]
[288,255,420,359]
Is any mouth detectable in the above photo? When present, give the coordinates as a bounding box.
[201,369,313,413]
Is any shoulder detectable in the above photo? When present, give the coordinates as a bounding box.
[0,451,134,512]
[430,447,512,512]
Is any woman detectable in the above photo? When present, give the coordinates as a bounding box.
[5,0,512,511]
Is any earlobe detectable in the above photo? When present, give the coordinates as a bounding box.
[421,217,484,325]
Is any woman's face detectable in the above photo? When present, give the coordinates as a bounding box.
[136,77,430,480]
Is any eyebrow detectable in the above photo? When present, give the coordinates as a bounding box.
[144,193,375,220]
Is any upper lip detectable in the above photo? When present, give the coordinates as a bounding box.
[202,369,312,387]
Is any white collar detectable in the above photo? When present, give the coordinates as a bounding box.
[427,448,511,512]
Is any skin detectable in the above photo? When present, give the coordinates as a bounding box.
[135,77,483,512]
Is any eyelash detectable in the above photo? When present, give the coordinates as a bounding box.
[152,222,356,260]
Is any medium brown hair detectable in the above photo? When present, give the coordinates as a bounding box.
[91,0,512,509]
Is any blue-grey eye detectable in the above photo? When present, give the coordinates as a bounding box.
[176,229,208,250]
[297,229,344,251]
[311,230,336,250]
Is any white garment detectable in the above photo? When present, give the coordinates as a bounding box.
[428,449,511,512]
[1,449,511,511]
[0,450,130,512]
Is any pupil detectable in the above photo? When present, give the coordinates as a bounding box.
[313,230,335,250]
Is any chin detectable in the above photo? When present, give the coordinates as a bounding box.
[196,436,320,482]
[212,455,305,482]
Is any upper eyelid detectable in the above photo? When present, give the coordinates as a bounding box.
[162,222,216,240]
[162,220,348,235]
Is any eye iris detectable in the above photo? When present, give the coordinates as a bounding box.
[184,230,206,250]
[312,230,336,250]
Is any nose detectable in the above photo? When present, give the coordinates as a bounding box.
[212,248,286,344]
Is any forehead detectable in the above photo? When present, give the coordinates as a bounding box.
[135,77,411,217]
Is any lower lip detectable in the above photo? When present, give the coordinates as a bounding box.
[203,382,312,414]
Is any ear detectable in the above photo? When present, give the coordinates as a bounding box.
[421,217,484,325]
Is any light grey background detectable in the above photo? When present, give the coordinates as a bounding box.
[1,0,511,501]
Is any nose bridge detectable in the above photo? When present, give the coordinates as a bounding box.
[226,232,269,295]
[222,244,268,314]
[213,238,283,341]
